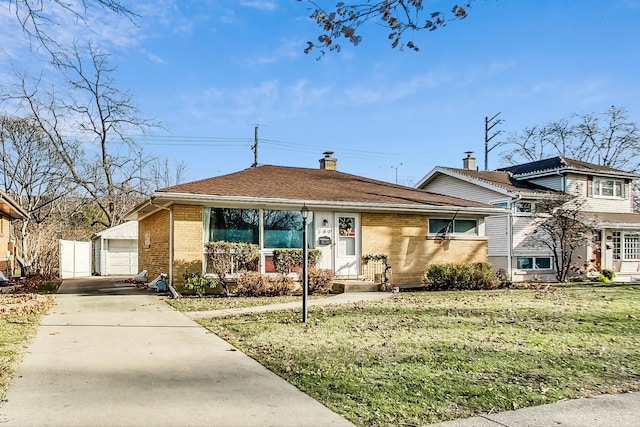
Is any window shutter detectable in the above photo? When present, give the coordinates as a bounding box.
[586,176,593,197]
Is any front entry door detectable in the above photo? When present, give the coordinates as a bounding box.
[335,214,359,277]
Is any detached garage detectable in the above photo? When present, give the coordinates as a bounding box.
[93,221,138,276]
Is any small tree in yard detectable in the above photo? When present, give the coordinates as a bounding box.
[526,195,596,282]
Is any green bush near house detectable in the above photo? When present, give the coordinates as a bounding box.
[602,269,615,281]
[183,272,219,297]
[423,262,500,290]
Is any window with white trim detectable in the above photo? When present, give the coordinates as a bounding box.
[613,231,621,261]
[593,178,624,198]
[514,201,533,213]
[516,256,552,270]
[623,233,640,261]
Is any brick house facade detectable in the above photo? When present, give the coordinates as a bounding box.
[129,154,502,287]
[0,191,28,278]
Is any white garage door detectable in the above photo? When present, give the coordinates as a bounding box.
[106,239,138,275]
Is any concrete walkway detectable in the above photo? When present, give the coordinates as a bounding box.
[0,277,354,427]
[430,391,640,427]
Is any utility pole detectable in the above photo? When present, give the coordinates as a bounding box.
[391,163,403,184]
[484,112,504,171]
[251,125,259,167]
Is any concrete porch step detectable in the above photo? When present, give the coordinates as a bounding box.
[332,280,380,293]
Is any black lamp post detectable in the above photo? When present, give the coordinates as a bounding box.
[301,204,309,323]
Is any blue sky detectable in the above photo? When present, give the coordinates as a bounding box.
[2,0,640,186]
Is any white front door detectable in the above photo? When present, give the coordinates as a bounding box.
[335,214,360,277]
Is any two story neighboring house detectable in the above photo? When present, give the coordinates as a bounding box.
[416,154,640,282]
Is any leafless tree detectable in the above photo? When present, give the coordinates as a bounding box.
[147,157,189,191]
[525,195,597,282]
[8,0,137,63]
[500,107,640,172]
[0,114,71,274]
[6,41,159,228]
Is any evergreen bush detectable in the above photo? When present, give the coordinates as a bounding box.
[423,262,499,291]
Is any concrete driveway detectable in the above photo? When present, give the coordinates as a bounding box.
[0,277,353,427]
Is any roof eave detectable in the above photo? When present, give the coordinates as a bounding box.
[149,192,506,216]
[0,192,28,219]
[415,167,517,198]
[511,167,639,180]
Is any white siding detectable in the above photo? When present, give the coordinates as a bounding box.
[511,215,553,257]
[486,215,509,256]
[92,221,139,276]
[94,239,103,275]
[422,174,506,204]
[528,176,564,191]
[567,174,634,213]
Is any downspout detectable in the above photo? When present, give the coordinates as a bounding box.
[508,194,522,280]
[149,198,174,292]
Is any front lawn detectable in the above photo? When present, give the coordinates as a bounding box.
[197,286,640,426]
[166,294,326,312]
[0,294,52,399]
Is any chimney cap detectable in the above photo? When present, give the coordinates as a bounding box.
[464,151,474,158]
[319,152,337,170]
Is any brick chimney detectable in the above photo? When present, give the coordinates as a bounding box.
[319,151,337,171]
[463,151,476,170]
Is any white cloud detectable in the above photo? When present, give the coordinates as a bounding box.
[343,67,456,105]
[240,1,278,11]
[248,39,303,65]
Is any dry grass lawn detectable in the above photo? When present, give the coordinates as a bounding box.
[195,285,640,426]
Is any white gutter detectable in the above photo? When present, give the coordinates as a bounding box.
[0,193,28,219]
[510,168,638,180]
[508,194,522,279]
[152,192,507,216]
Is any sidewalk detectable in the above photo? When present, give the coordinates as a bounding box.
[430,391,640,427]
[0,277,353,427]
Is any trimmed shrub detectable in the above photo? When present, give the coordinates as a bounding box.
[204,242,259,295]
[269,274,296,296]
[273,249,321,273]
[235,271,295,297]
[308,268,334,295]
[423,262,499,291]
[235,271,270,297]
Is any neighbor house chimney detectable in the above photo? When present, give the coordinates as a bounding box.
[319,151,337,171]
[463,151,476,170]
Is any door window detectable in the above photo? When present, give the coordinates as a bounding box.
[338,216,356,256]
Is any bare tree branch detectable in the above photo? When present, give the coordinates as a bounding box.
[300,0,474,56]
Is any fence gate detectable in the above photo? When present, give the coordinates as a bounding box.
[59,240,91,279]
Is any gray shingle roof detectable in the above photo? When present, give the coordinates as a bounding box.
[158,165,493,208]
[442,168,555,194]
[497,156,635,176]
